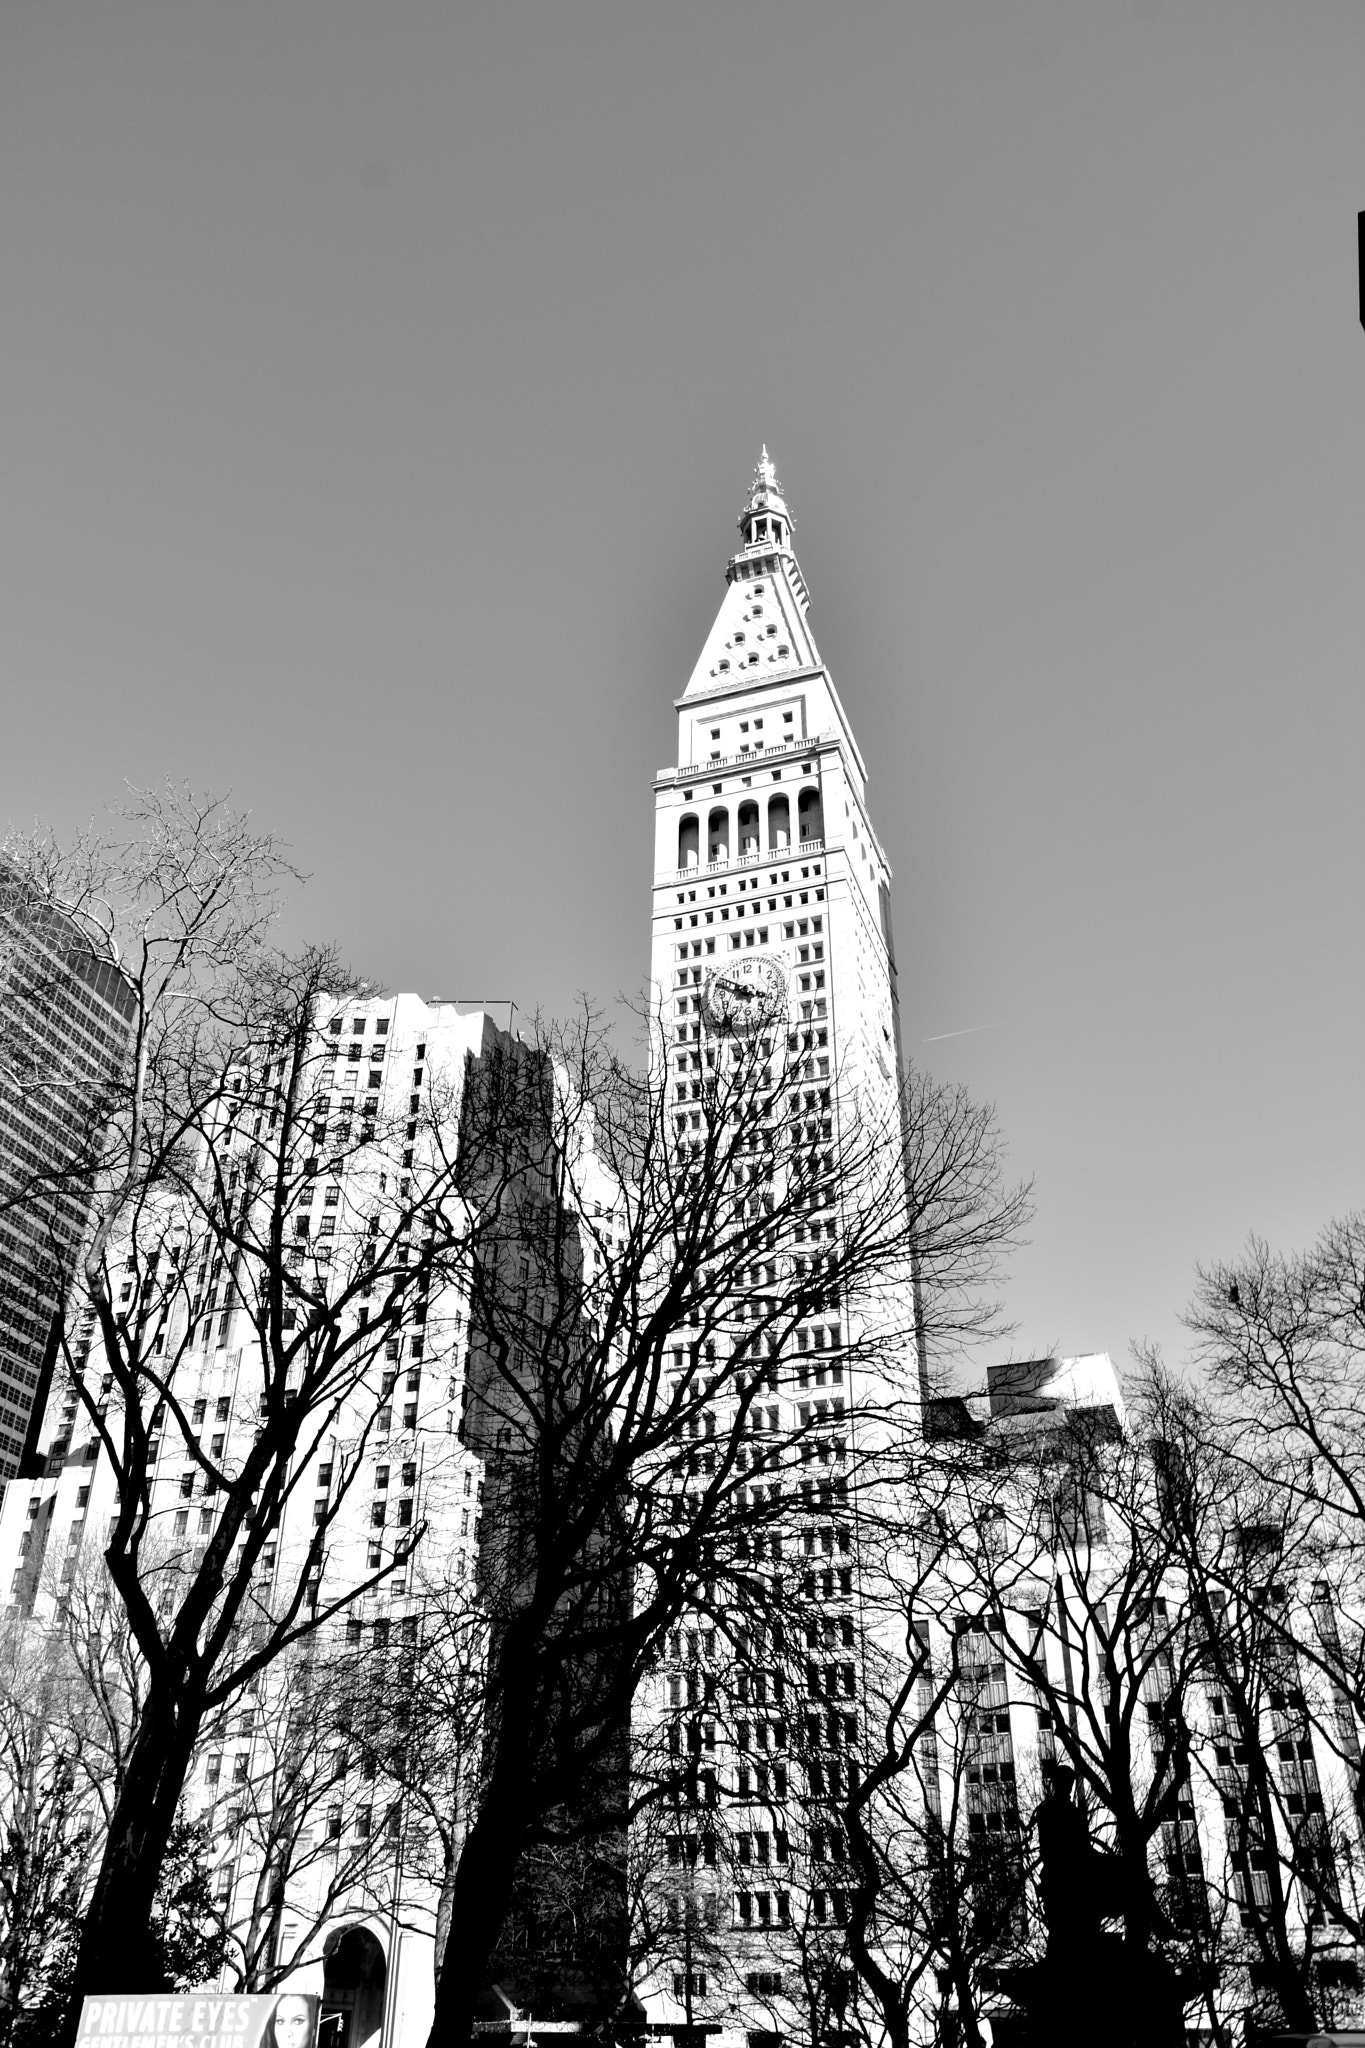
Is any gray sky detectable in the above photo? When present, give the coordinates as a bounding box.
[2,1,1361,1384]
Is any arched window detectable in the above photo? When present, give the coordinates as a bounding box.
[708,807,729,864]
[737,801,759,857]
[767,794,790,851]
[798,787,824,845]
[678,815,699,870]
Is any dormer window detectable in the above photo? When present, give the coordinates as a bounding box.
[734,631,745,644]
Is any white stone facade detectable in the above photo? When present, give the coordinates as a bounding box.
[0,995,505,2047]
[637,454,919,2033]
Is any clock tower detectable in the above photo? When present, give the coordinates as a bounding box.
[651,450,907,1177]
[644,455,920,2027]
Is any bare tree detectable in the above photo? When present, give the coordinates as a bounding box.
[825,1456,1036,2048]
[1183,1217,1365,1827]
[624,1724,739,2030]
[1,793,487,2041]
[0,1577,229,2045]
[422,1001,1028,2047]
[0,1614,95,2045]
[948,1402,1215,2042]
[1140,1360,1364,2036]
[190,1613,479,1999]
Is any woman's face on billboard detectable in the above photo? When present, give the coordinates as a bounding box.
[273,1997,314,2048]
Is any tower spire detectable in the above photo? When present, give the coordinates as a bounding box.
[737,445,793,549]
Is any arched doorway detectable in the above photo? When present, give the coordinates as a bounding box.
[320,1923,387,2048]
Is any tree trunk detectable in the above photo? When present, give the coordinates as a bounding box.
[948,1942,987,2048]
[433,1846,458,1991]
[425,1787,529,2048]
[56,1681,203,2048]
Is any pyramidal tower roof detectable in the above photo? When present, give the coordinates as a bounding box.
[681,448,822,699]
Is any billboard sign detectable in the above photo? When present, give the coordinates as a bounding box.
[77,1992,322,2048]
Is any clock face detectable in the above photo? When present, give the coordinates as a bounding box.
[703,953,787,1034]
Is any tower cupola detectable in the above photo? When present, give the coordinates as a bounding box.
[736,446,792,552]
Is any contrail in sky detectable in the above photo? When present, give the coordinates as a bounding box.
[923,1023,1001,1043]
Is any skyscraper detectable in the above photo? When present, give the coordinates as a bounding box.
[0,991,502,2038]
[0,869,136,1482]
[642,453,919,2025]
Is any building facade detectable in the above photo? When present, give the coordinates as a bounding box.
[638,454,921,2034]
[0,993,509,2047]
[0,868,137,1482]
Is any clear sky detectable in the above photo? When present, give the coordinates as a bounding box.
[1,1,1361,1385]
